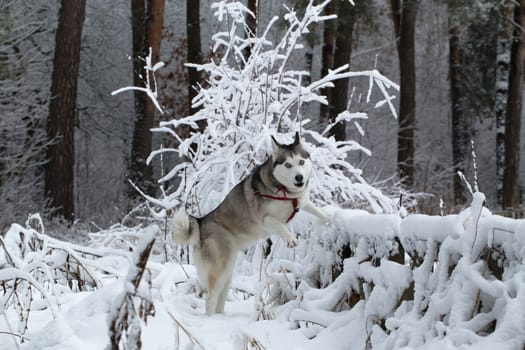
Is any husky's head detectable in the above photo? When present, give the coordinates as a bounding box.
[271,132,312,193]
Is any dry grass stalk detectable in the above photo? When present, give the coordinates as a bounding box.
[241,334,266,350]
[167,310,207,350]
[108,236,156,350]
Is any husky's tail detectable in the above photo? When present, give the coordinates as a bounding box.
[171,209,200,245]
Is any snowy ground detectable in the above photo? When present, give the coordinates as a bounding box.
[1,271,288,350]
[1,195,525,350]
[0,246,357,350]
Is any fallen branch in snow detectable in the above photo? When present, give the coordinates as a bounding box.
[0,331,31,342]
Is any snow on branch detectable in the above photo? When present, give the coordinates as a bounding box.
[0,214,115,346]
[211,1,254,23]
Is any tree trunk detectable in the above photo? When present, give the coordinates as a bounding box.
[390,0,419,188]
[319,1,357,141]
[129,0,146,198]
[448,23,467,205]
[187,0,202,117]
[243,0,258,62]
[129,0,165,197]
[304,51,313,86]
[495,4,512,208]
[328,1,356,141]
[131,0,146,117]
[503,0,525,209]
[45,0,86,222]
[320,1,335,122]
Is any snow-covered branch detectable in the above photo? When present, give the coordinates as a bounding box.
[111,47,165,114]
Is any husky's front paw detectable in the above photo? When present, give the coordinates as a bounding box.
[286,236,298,248]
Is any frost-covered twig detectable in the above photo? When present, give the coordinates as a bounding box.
[111,47,165,114]
[0,269,58,318]
[471,139,479,192]
[457,171,474,197]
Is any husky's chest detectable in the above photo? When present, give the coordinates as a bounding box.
[243,161,309,224]
[255,189,306,223]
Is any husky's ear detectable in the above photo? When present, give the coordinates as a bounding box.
[293,131,300,146]
[271,135,280,159]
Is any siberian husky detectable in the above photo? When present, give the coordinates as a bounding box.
[171,132,330,315]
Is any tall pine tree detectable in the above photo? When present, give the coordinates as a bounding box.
[503,0,525,208]
[390,0,419,188]
[45,0,86,221]
[129,0,165,197]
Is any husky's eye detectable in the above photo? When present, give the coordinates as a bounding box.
[299,160,305,165]
[285,162,292,168]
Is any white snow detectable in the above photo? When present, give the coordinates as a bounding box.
[5,1,522,349]
[1,192,524,349]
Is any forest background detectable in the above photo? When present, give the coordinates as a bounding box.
[1,0,525,231]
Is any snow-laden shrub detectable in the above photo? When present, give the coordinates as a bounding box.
[271,193,525,349]
[0,216,163,348]
[0,215,102,344]
[145,0,399,215]
[0,215,101,293]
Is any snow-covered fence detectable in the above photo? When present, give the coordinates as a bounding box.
[259,193,525,348]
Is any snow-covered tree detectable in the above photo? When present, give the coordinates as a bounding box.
[145,0,400,216]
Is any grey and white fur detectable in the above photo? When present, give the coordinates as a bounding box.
[171,132,330,315]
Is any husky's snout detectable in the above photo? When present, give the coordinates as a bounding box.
[294,173,304,187]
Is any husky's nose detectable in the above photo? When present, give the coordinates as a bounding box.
[295,174,303,182]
